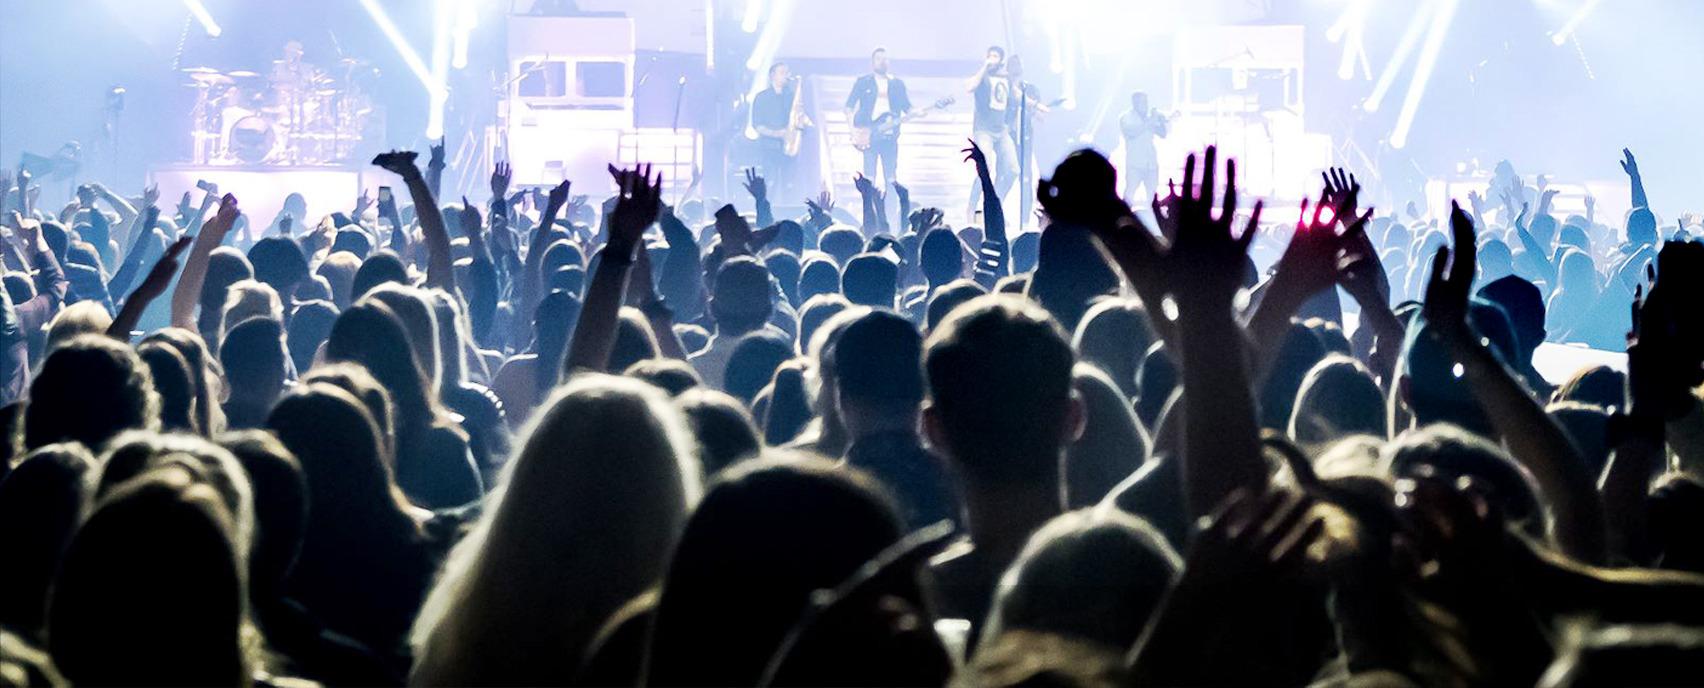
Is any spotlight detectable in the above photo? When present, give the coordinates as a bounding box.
[359,0,442,96]
[741,0,764,34]
[182,0,221,38]
[1551,0,1602,46]
[743,0,796,98]
[451,0,479,70]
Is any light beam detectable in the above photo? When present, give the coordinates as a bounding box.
[1390,0,1461,149]
[182,0,222,38]
[1363,1,1434,113]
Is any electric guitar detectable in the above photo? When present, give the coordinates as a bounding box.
[851,97,955,151]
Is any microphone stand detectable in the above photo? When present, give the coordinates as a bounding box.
[1017,81,1028,232]
[672,76,687,204]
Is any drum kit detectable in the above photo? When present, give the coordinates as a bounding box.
[184,59,382,166]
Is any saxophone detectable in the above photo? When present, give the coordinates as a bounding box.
[782,75,807,158]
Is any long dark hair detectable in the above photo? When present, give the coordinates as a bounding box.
[324,300,446,439]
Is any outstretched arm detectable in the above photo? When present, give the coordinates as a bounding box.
[170,194,240,329]
[564,165,659,374]
[963,140,1008,287]
[108,207,162,300]
[1170,150,1270,519]
[375,150,456,290]
[426,137,448,201]
[743,168,773,230]
[110,236,192,339]
[1245,170,1372,380]
[1621,148,1649,210]
[1428,201,1606,564]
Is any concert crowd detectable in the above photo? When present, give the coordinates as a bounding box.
[1,90,1703,686]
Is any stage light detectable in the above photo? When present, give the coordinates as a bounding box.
[1551,0,1602,46]
[182,0,221,38]
[1334,0,1371,81]
[1390,0,1461,149]
[741,0,764,34]
[424,0,454,139]
[359,0,442,97]
[451,0,480,70]
[743,0,796,98]
[1363,1,1434,113]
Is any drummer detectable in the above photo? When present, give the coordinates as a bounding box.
[269,40,324,112]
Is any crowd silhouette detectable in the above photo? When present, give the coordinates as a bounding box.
[0,121,1702,687]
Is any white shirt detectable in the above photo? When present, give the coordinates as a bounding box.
[872,74,892,119]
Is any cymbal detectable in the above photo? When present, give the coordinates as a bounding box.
[188,72,235,85]
[227,70,261,79]
[181,66,221,74]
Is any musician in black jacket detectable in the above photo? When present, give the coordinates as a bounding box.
[843,48,913,186]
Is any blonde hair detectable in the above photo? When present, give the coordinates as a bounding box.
[219,280,283,344]
[409,374,702,685]
[45,301,114,352]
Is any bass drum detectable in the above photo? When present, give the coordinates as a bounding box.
[228,115,279,164]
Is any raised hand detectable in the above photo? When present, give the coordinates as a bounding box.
[909,207,944,235]
[373,150,422,178]
[177,191,195,219]
[1620,148,1640,179]
[459,196,484,237]
[8,211,40,253]
[353,188,372,218]
[852,171,878,198]
[1271,187,1374,300]
[1167,146,1262,309]
[206,193,240,238]
[961,138,990,179]
[142,183,160,210]
[742,167,768,203]
[891,181,911,207]
[428,137,447,170]
[135,236,193,300]
[545,179,572,218]
[491,161,512,200]
[1421,201,1477,335]
[607,163,662,259]
[1187,489,1325,587]
[1321,167,1360,222]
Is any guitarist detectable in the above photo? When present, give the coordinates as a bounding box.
[751,62,807,197]
[843,47,913,186]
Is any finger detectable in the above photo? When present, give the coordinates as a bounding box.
[1201,146,1218,207]
[1181,153,1197,203]
[1196,488,1253,539]
[1297,197,1311,232]
[1321,170,1332,193]
[1271,516,1326,569]
[1448,202,1476,288]
[1227,490,1285,541]
[1255,493,1312,553]
[1222,157,1238,224]
[1238,200,1263,251]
